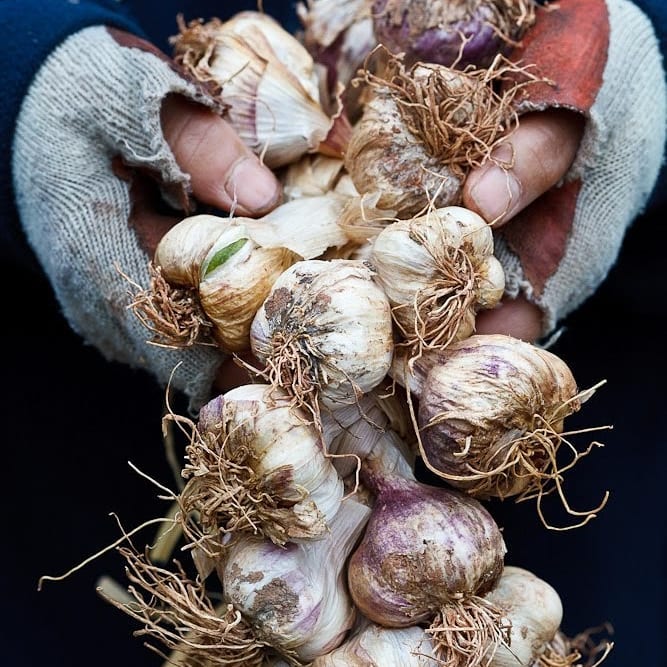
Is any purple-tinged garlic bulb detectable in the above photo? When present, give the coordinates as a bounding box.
[371,0,537,68]
[218,498,371,662]
[171,11,351,167]
[371,205,505,352]
[347,464,508,666]
[392,334,608,528]
[250,259,394,412]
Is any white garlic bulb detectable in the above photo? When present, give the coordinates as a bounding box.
[250,259,394,411]
[484,566,563,667]
[172,11,351,168]
[218,498,371,662]
[180,383,345,548]
[371,206,505,350]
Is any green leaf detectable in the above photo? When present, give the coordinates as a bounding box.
[203,238,249,277]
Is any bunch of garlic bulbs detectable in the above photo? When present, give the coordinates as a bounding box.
[107,8,614,667]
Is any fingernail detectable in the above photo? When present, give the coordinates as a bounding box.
[468,166,522,224]
[225,157,281,214]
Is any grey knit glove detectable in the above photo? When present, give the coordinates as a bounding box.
[13,26,226,409]
[492,0,666,335]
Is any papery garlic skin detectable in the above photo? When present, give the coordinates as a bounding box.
[371,206,505,348]
[412,334,583,498]
[219,498,371,661]
[172,12,351,168]
[250,259,394,410]
[312,622,439,665]
[483,567,563,667]
[347,474,506,627]
[188,384,344,546]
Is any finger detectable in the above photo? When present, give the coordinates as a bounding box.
[161,94,282,216]
[463,109,585,226]
[475,296,543,342]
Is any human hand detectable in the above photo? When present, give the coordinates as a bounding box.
[134,93,281,259]
[460,0,665,344]
[463,109,585,342]
[13,26,282,410]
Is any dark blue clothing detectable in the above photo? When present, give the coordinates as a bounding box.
[1,3,665,667]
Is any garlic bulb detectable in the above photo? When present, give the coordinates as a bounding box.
[312,622,439,665]
[344,53,530,217]
[371,206,505,351]
[347,468,508,665]
[172,11,351,168]
[250,259,394,411]
[392,334,608,528]
[483,566,563,667]
[179,383,345,549]
[218,497,371,662]
[141,193,352,352]
[371,0,537,69]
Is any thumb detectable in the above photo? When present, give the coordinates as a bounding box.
[463,109,584,226]
[161,94,282,216]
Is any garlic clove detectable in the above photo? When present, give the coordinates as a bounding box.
[153,214,229,287]
[198,224,299,352]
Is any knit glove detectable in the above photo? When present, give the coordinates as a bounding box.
[13,26,226,409]
[492,0,666,335]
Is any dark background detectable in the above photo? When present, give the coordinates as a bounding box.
[3,198,665,666]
